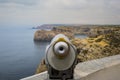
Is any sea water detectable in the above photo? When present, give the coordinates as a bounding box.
[0,27,87,80]
[0,27,49,80]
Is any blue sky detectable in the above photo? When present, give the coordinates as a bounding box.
[0,0,120,27]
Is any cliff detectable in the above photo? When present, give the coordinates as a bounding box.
[36,33,120,73]
[35,25,120,74]
[72,28,120,62]
[34,28,74,41]
[34,30,55,41]
[34,25,120,41]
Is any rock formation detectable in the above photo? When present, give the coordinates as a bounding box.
[35,25,120,74]
[34,27,74,41]
[34,30,56,41]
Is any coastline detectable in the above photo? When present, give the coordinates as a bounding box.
[34,25,120,74]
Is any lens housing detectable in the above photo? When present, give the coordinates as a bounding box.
[53,41,70,59]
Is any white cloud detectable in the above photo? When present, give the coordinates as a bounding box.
[0,0,120,27]
[0,0,40,5]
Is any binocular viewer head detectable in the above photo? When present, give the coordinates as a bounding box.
[45,34,77,79]
[53,41,70,59]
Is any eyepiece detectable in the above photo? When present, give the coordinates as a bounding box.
[53,41,69,58]
[59,46,64,51]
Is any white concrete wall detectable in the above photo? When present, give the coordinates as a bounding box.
[21,55,120,80]
[80,64,120,80]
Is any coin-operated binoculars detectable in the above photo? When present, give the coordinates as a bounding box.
[45,34,77,80]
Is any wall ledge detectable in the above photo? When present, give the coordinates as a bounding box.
[21,55,120,80]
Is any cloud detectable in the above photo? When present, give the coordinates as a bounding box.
[0,0,40,5]
[0,0,120,27]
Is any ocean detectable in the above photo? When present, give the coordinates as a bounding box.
[0,27,49,80]
[0,27,87,80]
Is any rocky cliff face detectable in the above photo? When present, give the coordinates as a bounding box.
[34,25,120,41]
[34,27,74,41]
[34,30,56,41]
[36,33,120,73]
[72,27,120,62]
[87,26,120,38]
[35,26,120,74]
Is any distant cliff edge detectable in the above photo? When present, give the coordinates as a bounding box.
[34,26,74,41]
[33,25,120,41]
[34,25,120,74]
